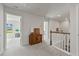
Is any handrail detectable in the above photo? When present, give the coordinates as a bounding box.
[50,31,70,35]
[50,31,70,53]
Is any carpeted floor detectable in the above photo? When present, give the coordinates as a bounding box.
[3,42,68,56]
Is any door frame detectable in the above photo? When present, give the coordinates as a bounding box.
[4,12,22,50]
[43,18,50,45]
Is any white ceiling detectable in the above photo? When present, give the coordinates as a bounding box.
[4,3,51,16]
[3,3,72,21]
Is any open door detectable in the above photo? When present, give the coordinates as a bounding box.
[5,13,21,49]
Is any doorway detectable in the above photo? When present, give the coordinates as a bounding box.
[43,21,49,44]
[5,13,21,49]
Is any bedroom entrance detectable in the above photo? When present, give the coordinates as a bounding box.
[6,13,21,49]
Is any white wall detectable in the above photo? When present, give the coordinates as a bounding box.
[49,20,60,31]
[4,6,45,46]
[60,19,70,33]
[78,6,79,56]
[0,4,4,54]
[70,5,79,56]
[49,19,70,33]
[21,14,44,45]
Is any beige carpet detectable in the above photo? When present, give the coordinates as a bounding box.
[3,42,68,56]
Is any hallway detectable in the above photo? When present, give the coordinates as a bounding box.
[0,3,79,56]
[3,42,69,56]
